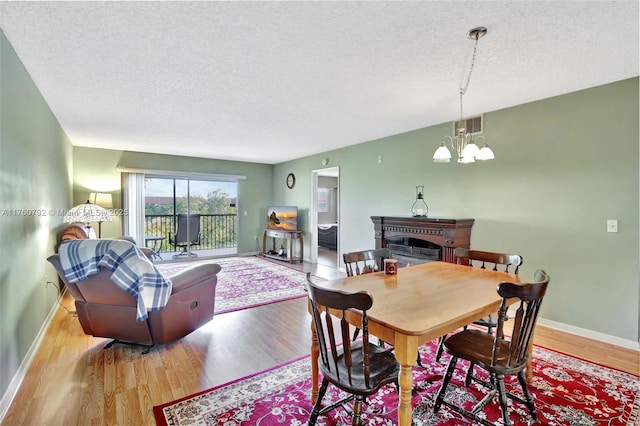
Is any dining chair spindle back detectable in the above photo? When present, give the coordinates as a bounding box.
[432,248,524,364]
[306,273,400,425]
[433,269,550,426]
[343,248,391,277]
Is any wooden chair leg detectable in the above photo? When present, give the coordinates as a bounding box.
[352,328,360,341]
[495,374,511,426]
[434,356,458,412]
[309,378,329,426]
[465,362,476,386]
[517,371,538,421]
[435,335,446,362]
[352,395,365,425]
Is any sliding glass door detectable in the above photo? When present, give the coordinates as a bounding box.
[143,176,238,261]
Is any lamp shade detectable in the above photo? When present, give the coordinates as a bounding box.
[89,192,113,208]
[433,142,452,163]
[476,143,495,160]
[460,141,480,159]
[63,201,112,224]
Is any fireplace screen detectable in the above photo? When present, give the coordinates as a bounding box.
[386,237,441,266]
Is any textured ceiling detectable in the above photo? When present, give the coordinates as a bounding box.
[1,1,638,164]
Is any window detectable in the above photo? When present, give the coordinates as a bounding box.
[123,170,241,260]
[317,188,329,213]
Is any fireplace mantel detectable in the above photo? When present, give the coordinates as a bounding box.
[371,216,474,263]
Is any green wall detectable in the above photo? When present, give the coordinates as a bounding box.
[1,23,638,413]
[0,31,73,400]
[275,78,639,343]
[72,148,274,253]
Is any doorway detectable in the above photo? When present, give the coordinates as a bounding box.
[311,167,339,267]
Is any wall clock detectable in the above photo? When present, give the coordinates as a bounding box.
[286,173,296,189]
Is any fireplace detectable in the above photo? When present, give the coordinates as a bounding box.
[386,237,442,266]
[371,216,474,264]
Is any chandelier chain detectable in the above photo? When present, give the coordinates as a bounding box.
[458,34,481,121]
[432,26,494,164]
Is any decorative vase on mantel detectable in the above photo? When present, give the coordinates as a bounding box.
[411,185,429,217]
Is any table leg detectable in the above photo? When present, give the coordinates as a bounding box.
[299,233,303,263]
[262,231,267,257]
[526,334,534,382]
[310,316,320,404]
[394,333,418,426]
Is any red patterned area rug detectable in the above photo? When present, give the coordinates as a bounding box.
[153,341,639,426]
[155,256,312,314]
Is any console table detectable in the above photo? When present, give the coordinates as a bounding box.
[371,216,474,263]
[262,229,304,264]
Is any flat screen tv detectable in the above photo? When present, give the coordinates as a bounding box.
[267,206,298,231]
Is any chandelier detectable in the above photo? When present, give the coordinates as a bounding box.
[433,27,495,164]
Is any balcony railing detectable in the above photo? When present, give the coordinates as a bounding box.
[144,214,237,252]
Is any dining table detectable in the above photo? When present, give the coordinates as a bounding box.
[308,261,522,426]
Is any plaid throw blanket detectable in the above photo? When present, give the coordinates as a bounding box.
[58,239,172,322]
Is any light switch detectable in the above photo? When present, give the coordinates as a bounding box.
[606,219,618,233]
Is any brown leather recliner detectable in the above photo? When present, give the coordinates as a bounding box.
[56,223,157,261]
[47,254,220,351]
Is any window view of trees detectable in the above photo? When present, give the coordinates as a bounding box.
[144,188,236,216]
[144,178,238,252]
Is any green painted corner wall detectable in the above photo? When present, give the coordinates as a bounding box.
[274,77,640,343]
[72,148,275,253]
[1,22,638,412]
[0,31,73,399]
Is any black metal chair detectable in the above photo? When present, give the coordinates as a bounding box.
[168,214,201,258]
[306,273,399,425]
[433,269,550,426]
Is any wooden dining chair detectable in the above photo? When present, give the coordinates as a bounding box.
[433,248,524,363]
[456,248,524,335]
[343,248,390,344]
[456,248,523,275]
[343,248,391,277]
[433,269,550,426]
[306,274,400,425]
[343,248,423,366]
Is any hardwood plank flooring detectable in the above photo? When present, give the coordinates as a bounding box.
[2,259,638,425]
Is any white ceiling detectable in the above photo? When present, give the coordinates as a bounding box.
[1,1,638,164]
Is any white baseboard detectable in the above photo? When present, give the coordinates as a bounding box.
[0,292,62,422]
[537,317,639,351]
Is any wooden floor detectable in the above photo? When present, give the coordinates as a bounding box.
[3,260,638,425]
